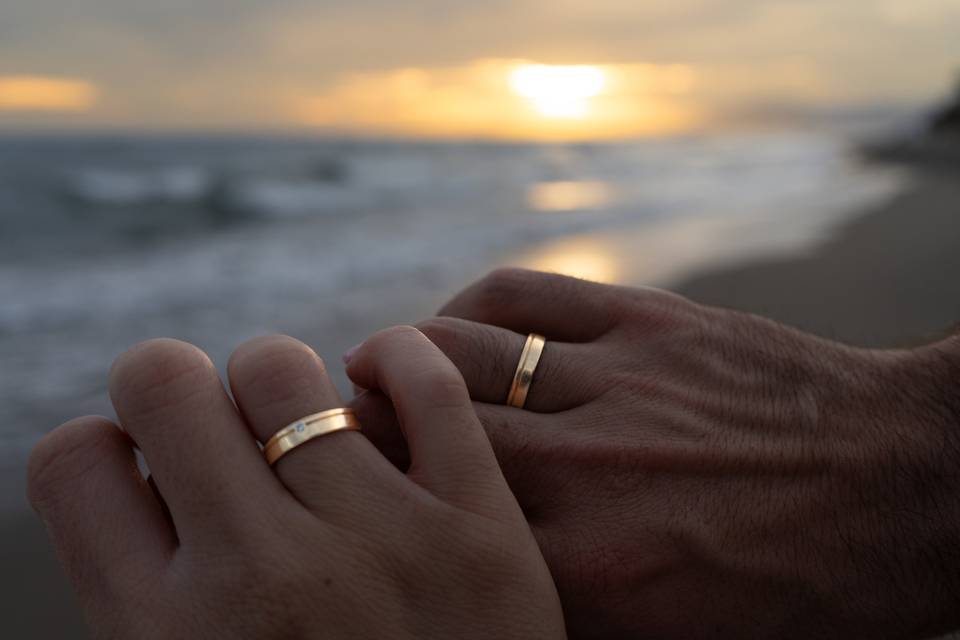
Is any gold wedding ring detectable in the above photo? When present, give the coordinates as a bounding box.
[506,334,546,409]
[263,408,361,465]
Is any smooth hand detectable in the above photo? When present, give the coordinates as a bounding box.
[28,330,565,639]
[353,269,960,639]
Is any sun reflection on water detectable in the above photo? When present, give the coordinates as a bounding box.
[519,237,622,284]
[526,180,612,212]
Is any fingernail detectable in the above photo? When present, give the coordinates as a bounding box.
[342,343,362,364]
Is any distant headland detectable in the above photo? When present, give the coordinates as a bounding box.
[930,74,960,134]
[863,72,960,166]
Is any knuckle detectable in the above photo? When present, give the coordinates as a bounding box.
[229,336,324,407]
[418,318,484,366]
[27,416,121,509]
[418,318,510,385]
[382,324,423,340]
[618,287,699,337]
[366,325,437,362]
[230,335,322,378]
[371,324,424,351]
[415,318,460,351]
[475,267,533,303]
[109,338,214,416]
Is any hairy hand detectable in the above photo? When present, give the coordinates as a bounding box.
[352,269,960,639]
[28,331,565,639]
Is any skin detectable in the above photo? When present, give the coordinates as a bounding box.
[350,268,960,640]
[27,330,566,639]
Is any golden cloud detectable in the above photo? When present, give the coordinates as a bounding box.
[291,59,704,140]
[0,76,99,112]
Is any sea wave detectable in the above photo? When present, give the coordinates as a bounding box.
[69,166,212,206]
[214,179,371,218]
[63,152,360,220]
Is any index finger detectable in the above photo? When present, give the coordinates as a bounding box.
[345,326,510,516]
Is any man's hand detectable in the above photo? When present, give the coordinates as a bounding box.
[352,269,960,639]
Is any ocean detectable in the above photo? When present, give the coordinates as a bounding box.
[0,130,904,509]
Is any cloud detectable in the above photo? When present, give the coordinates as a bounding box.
[0,76,98,111]
[880,0,960,25]
[1,0,958,131]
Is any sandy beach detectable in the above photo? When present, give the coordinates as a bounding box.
[3,162,959,639]
[678,169,960,348]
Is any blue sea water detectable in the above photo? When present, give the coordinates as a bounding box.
[0,130,903,507]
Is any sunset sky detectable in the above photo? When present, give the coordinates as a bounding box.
[2,0,959,139]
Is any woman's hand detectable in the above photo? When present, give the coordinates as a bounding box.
[27,330,565,639]
[353,269,960,639]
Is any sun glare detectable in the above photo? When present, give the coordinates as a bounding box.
[510,65,607,119]
[520,237,622,284]
[295,59,701,140]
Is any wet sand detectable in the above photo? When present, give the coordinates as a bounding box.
[3,168,959,639]
[677,170,960,348]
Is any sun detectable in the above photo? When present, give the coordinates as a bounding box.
[509,64,607,119]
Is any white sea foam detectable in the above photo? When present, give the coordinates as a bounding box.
[70,166,212,206]
[221,179,370,217]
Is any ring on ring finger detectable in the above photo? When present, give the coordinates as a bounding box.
[505,334,546,409]
[263,408,362,465]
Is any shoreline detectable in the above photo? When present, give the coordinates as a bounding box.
[676,169,960,348]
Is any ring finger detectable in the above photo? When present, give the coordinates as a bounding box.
[228,335,400,515]
[414,317,600,412]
